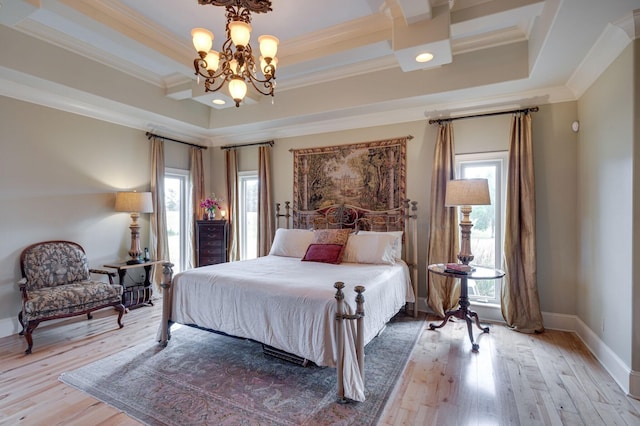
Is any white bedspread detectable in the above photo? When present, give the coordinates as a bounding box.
[166,255,414,401]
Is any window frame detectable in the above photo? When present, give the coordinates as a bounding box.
[238,171,259,260]
[455,151,508,304]
[165,167,190,273]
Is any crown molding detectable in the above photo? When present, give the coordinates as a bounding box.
[566,10,638,99]
[63,0,194,65]
[15,19,167,87]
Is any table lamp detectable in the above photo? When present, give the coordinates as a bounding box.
[115,191,154,264]
[445,178,491,265]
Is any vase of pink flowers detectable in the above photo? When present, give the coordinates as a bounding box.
[200,194,223,220]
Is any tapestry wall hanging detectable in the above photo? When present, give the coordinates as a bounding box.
[292,136,410,212]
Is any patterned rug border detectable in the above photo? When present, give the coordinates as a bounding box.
[60,312,425,425]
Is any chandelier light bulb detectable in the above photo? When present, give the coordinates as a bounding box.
[191,28,214,53]
[205,50,220,72]
[229,20,251,47]
[258,35,279,59]
[229,58,246,75]
[228,77,247,106]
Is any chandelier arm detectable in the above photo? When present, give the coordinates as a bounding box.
[193,58,227,81]
[262,62,276,79]
[244,74,275,96]
[204,74,231,93]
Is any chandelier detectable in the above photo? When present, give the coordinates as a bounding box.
[191,0,279,107]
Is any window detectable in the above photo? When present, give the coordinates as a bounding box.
[165,168,190,273]
[456,152,507,304]
[239,172,258,260]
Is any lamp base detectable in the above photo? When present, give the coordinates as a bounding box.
[126,258,145,265]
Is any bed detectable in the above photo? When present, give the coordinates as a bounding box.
[157,201,418,402]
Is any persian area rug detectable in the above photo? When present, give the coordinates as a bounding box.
[60,312,425,426]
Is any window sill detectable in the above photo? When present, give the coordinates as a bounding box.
[469,301,503,323]
[470,301,500,309]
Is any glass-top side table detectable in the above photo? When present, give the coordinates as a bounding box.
[427,264,505,351]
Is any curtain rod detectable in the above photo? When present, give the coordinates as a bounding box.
[220,140,274,150]
[145,132,208,150]
[288,135,414,153]
[428,106,539,125]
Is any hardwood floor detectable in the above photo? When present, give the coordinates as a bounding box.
[1,301,639,425]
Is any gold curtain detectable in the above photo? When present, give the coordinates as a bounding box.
[257,145,275,257]
[225,148,240,261]
[188,147,205,269]
[501,112,544,333]
[149,137,170,290]
[427,122,460,317]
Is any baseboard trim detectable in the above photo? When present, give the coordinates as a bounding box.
[573,315,636,398]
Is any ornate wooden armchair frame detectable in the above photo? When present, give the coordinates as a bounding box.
[18,240,126,354]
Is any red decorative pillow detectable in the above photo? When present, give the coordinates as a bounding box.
[301,229,352,264]
[302,243,345,264]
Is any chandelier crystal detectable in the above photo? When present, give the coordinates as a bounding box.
[192,0,279,107]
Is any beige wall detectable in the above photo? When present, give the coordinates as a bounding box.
[578,42,636,368]
[209,102,580,314]
[0,96,192,336]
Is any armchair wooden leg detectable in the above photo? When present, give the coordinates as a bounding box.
[24,321,40,355]
[115,303,125,329]
[18,311,25,335]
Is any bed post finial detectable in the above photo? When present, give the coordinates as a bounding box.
[275,201,292,229]
[354,286,365,314]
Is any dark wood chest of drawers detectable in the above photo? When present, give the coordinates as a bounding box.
[195,220,228,267]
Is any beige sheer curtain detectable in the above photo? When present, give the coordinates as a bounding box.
[257,145,275,257]
[225,148,240,261]
[188,147,205,269]
[501,112,544,333]
[427,122,460,317]
[149,137,170,290]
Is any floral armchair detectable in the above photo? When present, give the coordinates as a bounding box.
[18,240,125,354]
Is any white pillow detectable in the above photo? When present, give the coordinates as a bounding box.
[357,231,403,260]
[269,228,315,258]
[342,233,397,265]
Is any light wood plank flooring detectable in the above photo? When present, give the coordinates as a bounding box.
[1,301,639,425]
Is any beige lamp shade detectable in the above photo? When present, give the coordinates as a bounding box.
[115,191,153,213]
[445,179,491,207]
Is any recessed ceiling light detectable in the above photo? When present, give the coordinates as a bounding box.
[212,99,226,105]
[415,52,434,63]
